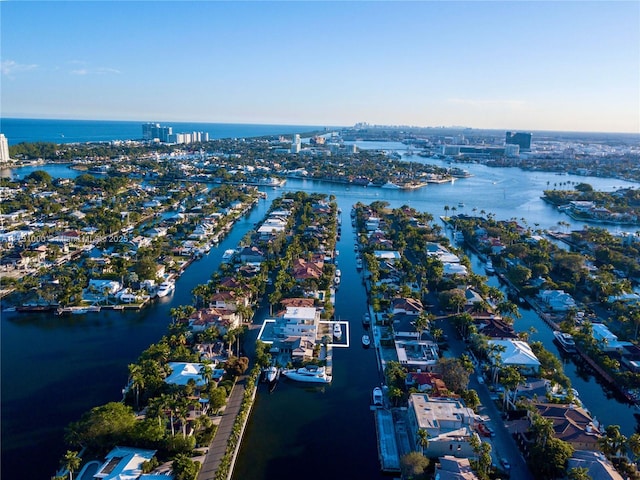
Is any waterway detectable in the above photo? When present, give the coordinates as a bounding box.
[2,154,640,478]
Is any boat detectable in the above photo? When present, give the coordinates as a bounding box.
[156,280,175,298]
[222,249,236,262]
[333,322,343,339]
[281,365,332,384]
[485,259,495,274]
[362,334,371,347]
[381,181,401,189]
[362,313,371,326]
[372,386,384,406]
[553,331,577,352]
[334,275,341,286]
[335,269,341,277]
[263,365,280,391]
[356,258,363,270]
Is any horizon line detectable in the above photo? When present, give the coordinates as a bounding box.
[1,115,639,136]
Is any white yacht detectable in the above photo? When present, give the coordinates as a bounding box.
[281,365,332,384]
[156,280,175,298]
[373,386,384,406]
[553,331,577,353]
[485,259,495,274]
[333,322,343,339]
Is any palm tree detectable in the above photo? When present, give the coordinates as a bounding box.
[416,429,429,455]
[61,450,81,480]
[127,363,145,410]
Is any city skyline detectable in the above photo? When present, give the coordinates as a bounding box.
[1,1,639,134]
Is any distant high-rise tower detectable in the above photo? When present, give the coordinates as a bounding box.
[0,134,10,162]
[505,131,532,151]
[291,134,301,153]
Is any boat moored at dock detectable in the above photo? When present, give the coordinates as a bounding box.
[281,365,332,384]
[553,330,577,353]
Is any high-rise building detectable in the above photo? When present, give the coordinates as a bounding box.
[142,123,172,142]
[505,131,532,151]
[0,134,11,163]
[291,134,301,153]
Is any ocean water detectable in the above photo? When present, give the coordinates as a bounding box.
[0,118,333,145]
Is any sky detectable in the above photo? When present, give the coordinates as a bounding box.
[1,1,639,133]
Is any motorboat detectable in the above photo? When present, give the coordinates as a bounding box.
[281,365,332,384]
[264,365,279,383]
[333,322,343,339]
[485,259,495,274]
[335,269,341,277]
[356,258,363,270]
[334,275,341,286]
[264,365,280,391]
[362,313,371,326]
[553,330,577,353]
[156,280,175,298]
[373,386,384,406]
[362,334,371,347]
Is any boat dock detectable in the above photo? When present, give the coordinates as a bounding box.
[374,408,400,473]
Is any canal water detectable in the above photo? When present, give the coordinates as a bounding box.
[1,157,640,478]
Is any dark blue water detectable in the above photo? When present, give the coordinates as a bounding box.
[0,118,332,145]
[2,139,640,478]
[1,196,273,479]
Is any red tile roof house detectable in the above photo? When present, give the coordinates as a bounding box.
[392,297,424,316]
[187,308,241,334]
[292,258,324,281]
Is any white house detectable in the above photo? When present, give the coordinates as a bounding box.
[592,323,632,353]
[407,394,479,459]
[538,289,577,312]
[87,279,122,296]
[93,446,162,480]
[488,339,541,375]
[165,362,208,387]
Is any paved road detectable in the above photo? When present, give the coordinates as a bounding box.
[197,375,248,480]
[435,304,534,480]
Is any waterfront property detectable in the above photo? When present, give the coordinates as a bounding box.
[406,394,479,458]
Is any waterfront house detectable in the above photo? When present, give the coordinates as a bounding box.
[145,226,168,238]
[405,372,448,395]
[591,323,632,353]
[407,394,479,458]
[529,403,603,451]
[292,258,324,281]
[165,362,208,388]
[272,306,320,345]
[474,316,518,340]
[395,333,439,371]
[537,289,577,312]
[208,291,250,311]
[392,297,424,316]
[238,245,266,264]
[567,450,624,480]
[88,279,122,296]
[373,250,401,263]
[487,339,541,375]
[93,446,165,480]
[434,456,479,480]
[187,308,241,334]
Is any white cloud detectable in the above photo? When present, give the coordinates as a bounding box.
[1,60,38,77]
[70,66,121,75]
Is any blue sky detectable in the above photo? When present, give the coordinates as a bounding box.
[1,1,638,132]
